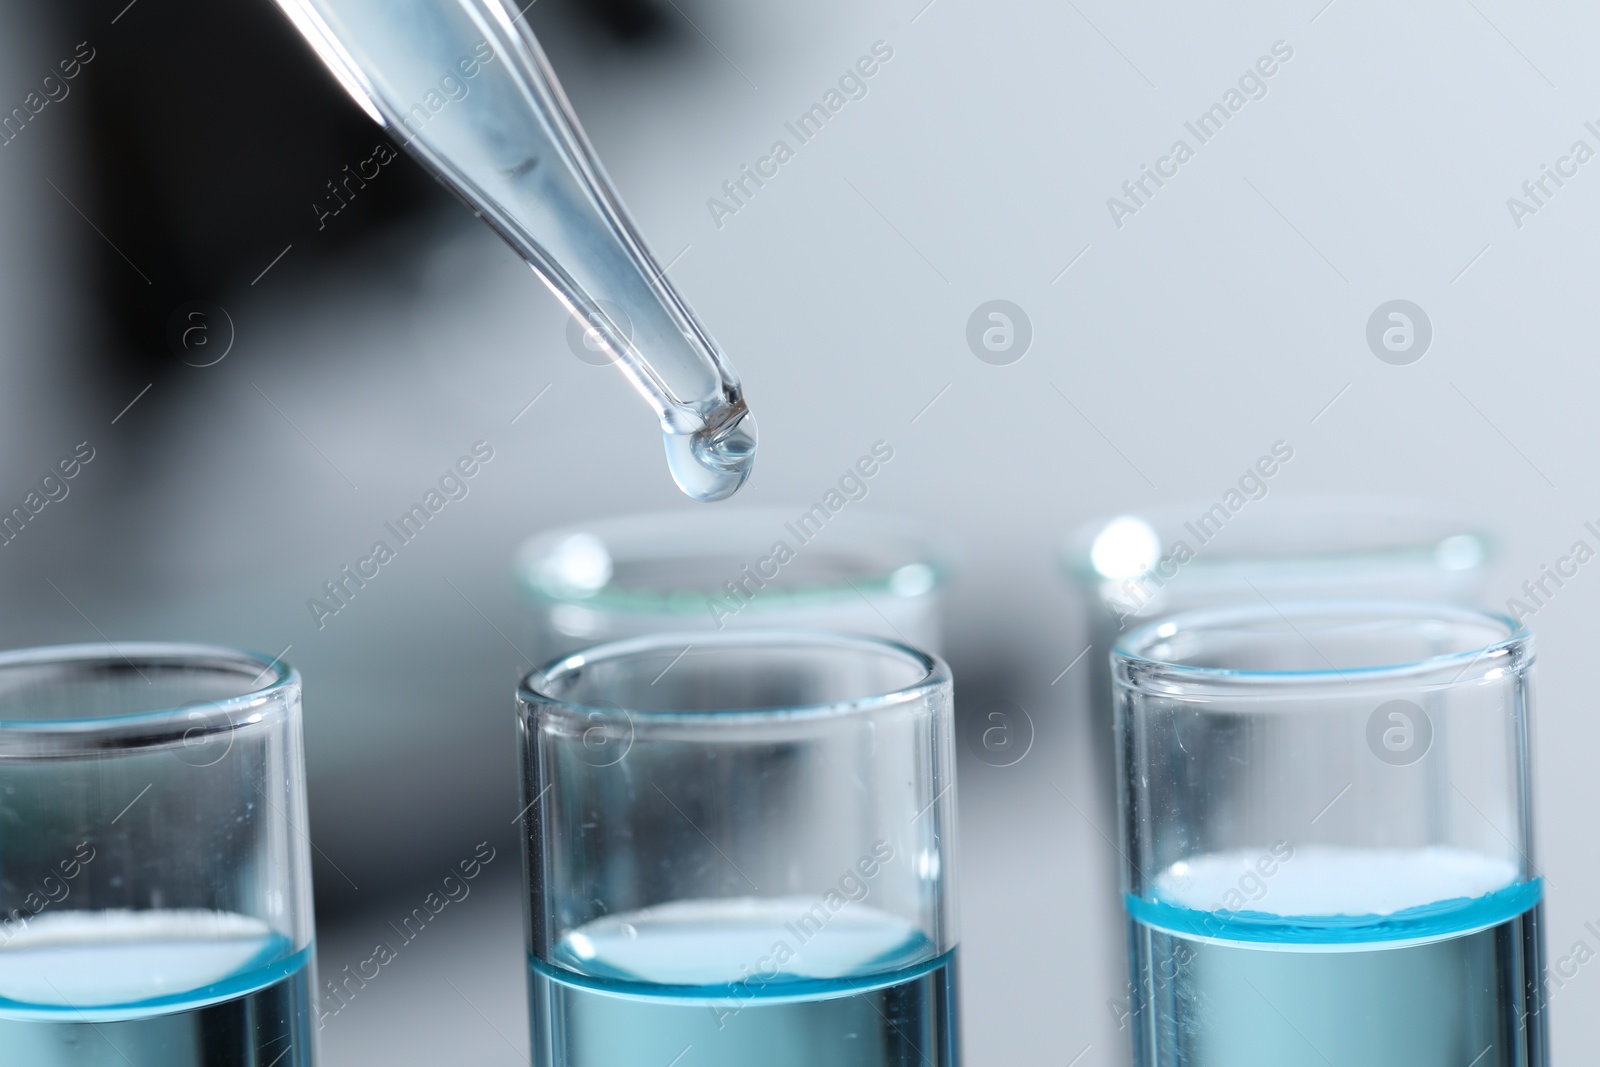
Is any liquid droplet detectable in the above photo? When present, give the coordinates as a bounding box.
[663,407,757,502]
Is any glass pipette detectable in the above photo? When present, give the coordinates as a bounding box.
[271,0,756,501]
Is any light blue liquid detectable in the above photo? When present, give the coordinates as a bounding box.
[530,899,958,1066]
[1125,884,1546,1067]
[0,910,314,1067]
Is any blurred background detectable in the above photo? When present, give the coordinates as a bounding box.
[2,0,1597,1061]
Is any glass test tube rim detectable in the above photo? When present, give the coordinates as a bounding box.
[515,508,954,614]
[0,642,299,756]
[520,629,951,726]
[1062,496,1494,585]
[1113,599,1530,699]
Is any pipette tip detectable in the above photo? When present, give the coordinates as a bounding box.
[662,406,757,503]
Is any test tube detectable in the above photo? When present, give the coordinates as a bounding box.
[516,510,947,660]
[517,631,961,1067]
[0,644,317,1067]
[1067,498,1490,828]
[1112,603,1545,1067]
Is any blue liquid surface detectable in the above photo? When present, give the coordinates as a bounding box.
[531,898,958,1066]
[0,910,315,1067]
[1127,876,1543,945]
[1126,849,1546,1067]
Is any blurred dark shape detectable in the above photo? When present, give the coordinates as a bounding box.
[64,0,443,386]
[583,0,672,42]
[53,0,675,388]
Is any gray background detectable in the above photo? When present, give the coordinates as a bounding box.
[1,0,1596,1062]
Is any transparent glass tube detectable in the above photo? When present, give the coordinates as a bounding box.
[1112,603,1545,1067]
[517,632,961,1067]
[1063,498,1493,910]
[515,509,948,660]
[270,0,756,500]
[0,644,317,1066]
